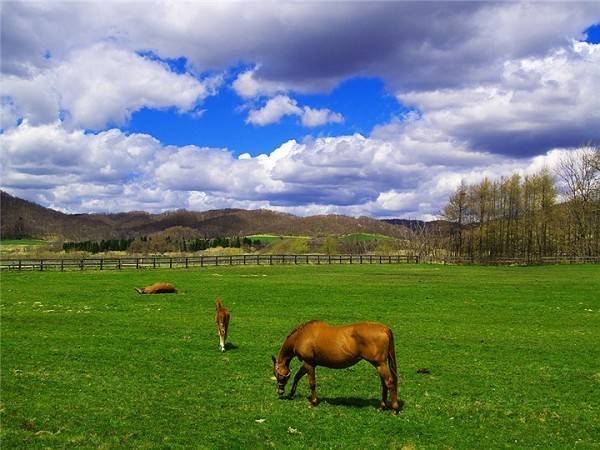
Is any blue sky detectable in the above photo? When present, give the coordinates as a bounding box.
[1,3,599,218]
[125,75,408,156]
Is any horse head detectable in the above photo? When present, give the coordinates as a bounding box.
[271,355,291,396]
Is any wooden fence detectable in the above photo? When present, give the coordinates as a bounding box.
[426,255,600,265]
[1,254,598,271]
[0,254,419,271]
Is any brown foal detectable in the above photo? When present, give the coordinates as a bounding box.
[215,298,230,352]
[272,320,401,413]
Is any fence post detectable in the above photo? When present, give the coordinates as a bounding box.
[60,260,63,271]
[19,260,22,271]
[216,256,219,266]
[388,255,391,264]
[136,258,140,269]
[270,255,273,265]
[201,256,204,267]
[100,258,103,270]
[153,258,156,269]
[360,255,363,264]
[80,259,84,270]
[40,259,43,271]
[243,255,247,265]
[185,257,188,269]
[118,258,121,270]
[294,255,297,264]
[350,255,353,264]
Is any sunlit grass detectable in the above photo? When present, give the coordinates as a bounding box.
[1,264,599,448]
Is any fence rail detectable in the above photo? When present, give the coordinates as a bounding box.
[0,254,419,271]
[1,254,598,272]
[426,255,600,265]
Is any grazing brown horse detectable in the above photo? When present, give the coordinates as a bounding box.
[272,320,401,413]
[215,298,230,352]
[134,282,177,294]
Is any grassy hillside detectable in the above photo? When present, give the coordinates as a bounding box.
[2,265,599,448]
[1,191,410,241]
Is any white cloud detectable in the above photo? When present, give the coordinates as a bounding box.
[301,106,343,127]
[2,3,599,218]
[246,95,343,127]
[232,68,288,99]
[396,42,600,155]
[2,120,574,218]
[0,43,219,130]
[3,2,598,92]
[246,95,302,126]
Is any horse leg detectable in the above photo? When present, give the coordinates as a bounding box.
[379,375,388,410]
[306,364,318,406]
[217,323,225,351]
[376,364,399,413]
[289,364,308,399]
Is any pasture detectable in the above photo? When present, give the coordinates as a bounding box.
[1,264,599,448]
[0,239,47,257]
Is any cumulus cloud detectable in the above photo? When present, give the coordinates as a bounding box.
[3,2,599,92]
[300,106,343,127]
[396,42,600,156]
[246,95,343,127]
[246,95,302,126]
[1,120,572,218]
[232,68,288,99]
[2,2,599,217]
[0,43,219,130]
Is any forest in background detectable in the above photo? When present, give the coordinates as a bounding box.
[438,146,600,258]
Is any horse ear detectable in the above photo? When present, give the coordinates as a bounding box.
[271,355,276,364]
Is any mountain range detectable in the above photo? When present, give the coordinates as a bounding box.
[0,191,413,241]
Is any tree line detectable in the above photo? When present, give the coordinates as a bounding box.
[63,239,134,253]
[442,146,600,258]
[63,236,262,254]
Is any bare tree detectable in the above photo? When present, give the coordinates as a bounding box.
[557,145,600,256]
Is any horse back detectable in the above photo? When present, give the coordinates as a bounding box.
[294,321,391,368]
[216,306,230,331]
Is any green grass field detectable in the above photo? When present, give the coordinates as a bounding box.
[1,264,599,448]
[0,239,47,257]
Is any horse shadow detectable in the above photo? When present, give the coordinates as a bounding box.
[224,342,239,351]
[313,396,380,409]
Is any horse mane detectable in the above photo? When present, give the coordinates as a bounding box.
[286,320,321,340]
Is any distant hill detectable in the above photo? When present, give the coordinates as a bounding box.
[0,191,411,241]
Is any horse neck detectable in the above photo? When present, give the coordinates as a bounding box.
[277,334,296,366]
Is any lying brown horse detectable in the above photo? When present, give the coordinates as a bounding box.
[272,320,401,413]
[134,282,177,294]
[215,298,230,352]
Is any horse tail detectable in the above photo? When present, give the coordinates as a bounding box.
[387,328,398,382]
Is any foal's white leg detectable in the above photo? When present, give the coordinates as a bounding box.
[219,333,225,352]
